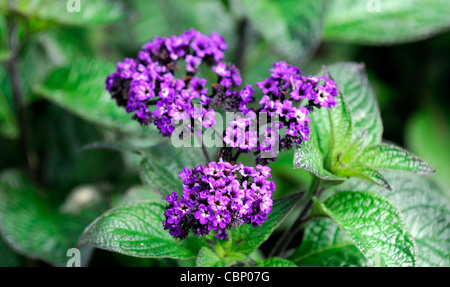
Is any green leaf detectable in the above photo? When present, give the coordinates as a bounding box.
[0,85,18,140]
[0,13,10,61]
[335,162,391,190]
[0,170,96,266]
[294,129,346,181]
[195,247,237,267]
[229,193,303,255]
[295,63,383,182]
[288,217,368,267]
[80,137,163,155]
[330,172,450,267]
[357,143,435,174]
[315,191,417,267]
[5,0,126,27]
[326,63,383,146]
[139,144,205,198]
[324,0,450,45]
[406,109,449,185]
[0,236,21,267]
[139,156,183,199]
[327,93,353,167]
[240,0,325,62]
[114,185,163,207]
[34,58,157,135]
[336,129,368,166]
[256,257,297,267]
[79,201,204,259]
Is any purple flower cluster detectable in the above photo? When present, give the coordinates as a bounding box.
[222,61,339,164]
[162,159,275,240]
[106,29,238,136]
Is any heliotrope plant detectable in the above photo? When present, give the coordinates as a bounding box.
[105,30,339,241]
[77,30,438,267]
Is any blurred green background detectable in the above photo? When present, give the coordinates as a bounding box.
[0,0,449,266]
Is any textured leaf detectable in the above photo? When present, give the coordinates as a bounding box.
[330,172,450,267]
[139,144,204,198]
[79,201,204,259]
[196,247,236,267]
[34,58,157,135]
[139,156,183,198]
[315,191,417,267]
[294,129,345,181]
[326,63,383,146]
[327,93,353,166]
[5,0,125,27]
[336,163,391,190]
[324,0,450,45]
[240,0,325,62]
[229,193,303,255]
[0,170,95,266]
[288,217,367,267]
[296,63,383,181]
[256,257,297,267]
[336,129,368,167]
[357,143,435,174]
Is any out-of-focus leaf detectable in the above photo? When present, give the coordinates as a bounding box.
[406,109,450,186]
[34,58,158,135]
[0,236,21,267]
[229,193,303,255]
[0,170,97,266]
[314,191,417,267]
[79,201,205,259]
[324,0,450,45]
[240,0,325,62]
[0,86,18,140]
[329,172,450,267]
[288,217,367,267]
[5,0,126,27]
[256,257,296,267]
[0,13,9,60]
[114,185,162,207]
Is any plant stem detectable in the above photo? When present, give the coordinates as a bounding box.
[268,177,321,257]
[195,132,212,162]
[234,18,248,71]
[6,19,38,181]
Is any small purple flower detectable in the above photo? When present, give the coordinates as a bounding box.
[194,204,211,225]
[256,78,278,95]
[162,160,275,240]
[212,210,231,229]
[165,208,183,225]
[106,29,231,137]
[213,63,231,77]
